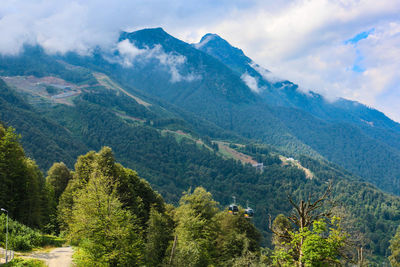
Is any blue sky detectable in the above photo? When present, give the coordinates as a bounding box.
[345,29,375,45]
[345,29,375,73]
[1,0,400,121]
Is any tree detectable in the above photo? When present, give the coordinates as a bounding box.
[389,226,400,267]
[293,217,346,266]
[0,125,26,219]
[270,184,349,266]
[58,147,169,265]
[46,162,72,202]
[0,124,48,229]
[69,162,144,266]
[144,205,174,266]
[216,208,262,265]
[172,187,220,267]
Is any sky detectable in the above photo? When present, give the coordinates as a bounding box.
[1,0,400,121]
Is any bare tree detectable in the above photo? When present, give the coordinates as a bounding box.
[269,182,335,266]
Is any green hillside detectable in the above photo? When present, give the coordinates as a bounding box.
[1,28,400,264]
[0,78,399,261]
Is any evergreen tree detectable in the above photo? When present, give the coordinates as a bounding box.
[216,208,262,265]
[145,206,174,266]
[389,226,400,267]
[0,124,48,229]
[46,162,72,202]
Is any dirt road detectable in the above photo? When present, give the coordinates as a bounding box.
[24,246,74,267]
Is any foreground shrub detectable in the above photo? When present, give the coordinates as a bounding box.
[0,214,61,251]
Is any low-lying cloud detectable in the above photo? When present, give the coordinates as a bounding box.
[115,40,200,82]
[0,0,244,55]
[241,72,263,94]
[250,62,283,83]
[209,0,400,121]
[1,0,400,121]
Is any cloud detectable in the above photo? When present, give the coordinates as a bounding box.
[116,40,146,67]
[241,72,262,93]
[207,0,400,121]
[115,40,200,82]
[250,62,283,83]
[1,0,400,121]
[0,0,249,55]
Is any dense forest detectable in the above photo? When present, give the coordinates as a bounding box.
[1,30,400,265]
[1,123,400,266]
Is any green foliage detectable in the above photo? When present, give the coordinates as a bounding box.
[272,217,347,266]
[300,218,347,266]
[43,162,72,234]
[145,206,174,266]
[170,187,262,266]
[46,162,72,202]
[271,214,293,260]
[172,187,220,267]
[0,214,42,251]
[40,235,65,247]
[45,85,61,95]
[59,147,166,266]
[42,93,400,258]
[69,165,144,266]
[0,124,52,229]
[0,79,88,170]
[3,258,46,267]
[1,50,400,262]
[215,209,262,265]
[389,226,400,266]
[274,107,400,195]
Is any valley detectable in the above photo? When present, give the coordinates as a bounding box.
[0,27,399,265]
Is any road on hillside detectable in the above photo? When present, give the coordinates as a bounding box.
[25,246,73,267]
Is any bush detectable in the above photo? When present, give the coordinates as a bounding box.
[0,214,44,251]
[3,258,46,267]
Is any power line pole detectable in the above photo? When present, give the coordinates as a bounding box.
[1,208,8,263]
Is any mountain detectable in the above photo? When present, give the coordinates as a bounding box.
[0,78,88,169]
[1,27,400,259]
[0,76,399,258]
[86,28,323,156]
[194,32,400,195]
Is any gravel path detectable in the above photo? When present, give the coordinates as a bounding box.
[24,246,74,267]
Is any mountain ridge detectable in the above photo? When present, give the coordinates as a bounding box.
[193,30,400,195]
[1,47,400,259]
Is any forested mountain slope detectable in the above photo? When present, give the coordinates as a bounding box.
[0,76,399,259]
[194,31,400,195]
[0,79,88,169]
[3,29,400,196]
[61,28,322,159]
[1,27,400,260]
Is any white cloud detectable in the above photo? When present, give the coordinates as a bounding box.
[241,72,262,93]
[116,40,146,67]
[0,0,245,55]
[115,40,200,82]
[250,62,283,83]
[1,0,400,121]
[206,0,400,121]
